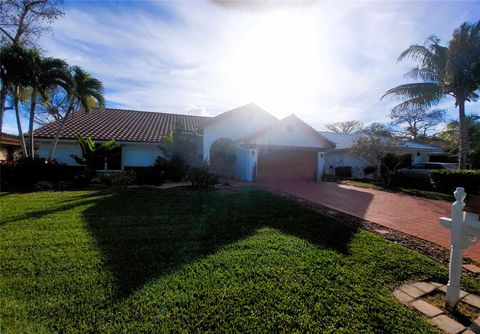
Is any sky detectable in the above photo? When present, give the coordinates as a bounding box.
[3,0,480,134]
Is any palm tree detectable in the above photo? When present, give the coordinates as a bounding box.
[27,56,68,157]
[437,114,480,154]
[48,66,105,160]
[382,21,480,169]
[0,44,36,156]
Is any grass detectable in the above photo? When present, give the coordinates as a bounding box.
[1,187,478,333]
[347,180,454,201]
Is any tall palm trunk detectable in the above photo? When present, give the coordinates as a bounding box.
[29,88,37,158]
[458,99,468,169]
[0,86,6,139]
[14,89,28,157]
[48,104,73,160]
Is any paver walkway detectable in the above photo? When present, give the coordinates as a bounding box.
[259,181,480,262]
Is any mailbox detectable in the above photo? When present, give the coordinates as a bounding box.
[440,189,480,308]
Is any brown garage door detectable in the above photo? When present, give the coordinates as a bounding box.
[257,148,317,182]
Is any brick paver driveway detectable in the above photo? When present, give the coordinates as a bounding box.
[262,181,480,262]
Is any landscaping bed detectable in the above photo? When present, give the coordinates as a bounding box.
[2,187,480,333]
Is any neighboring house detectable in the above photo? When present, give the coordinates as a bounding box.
[0,133,21,161]
[319,131,443,178]
[35,103,335,182]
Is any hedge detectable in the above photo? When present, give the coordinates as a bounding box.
[429,169,480,195]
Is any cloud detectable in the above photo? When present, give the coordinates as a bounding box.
[3,0,479,136]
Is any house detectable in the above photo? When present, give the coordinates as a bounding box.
[319,131,443,178]
[35,103,335,182]
[0,133,21,161]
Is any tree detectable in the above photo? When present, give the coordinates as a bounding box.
[0,0,63,46]
[48,66,105,160]
[390,107,446,139]
[382,21,480,169]
[0,44,37,156]
[26,55,68,157]
[361,122,393,138]
[325,120,364,134]
[349,136,394,178]
[72,136,118,174]
[436,114,480,167]
[0,0,63,136]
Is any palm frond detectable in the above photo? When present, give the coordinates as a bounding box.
[382,82,443,100]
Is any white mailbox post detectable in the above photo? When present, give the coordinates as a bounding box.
[440,187,480,309]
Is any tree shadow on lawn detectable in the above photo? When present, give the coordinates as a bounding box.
[82,187,360,298]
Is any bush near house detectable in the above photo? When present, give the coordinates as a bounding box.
[186,163,221,188]
[94,170,137,186]
[0,158,82,188]
[363,165,376,176]
[334,166,352,180]
[430,169,480,195]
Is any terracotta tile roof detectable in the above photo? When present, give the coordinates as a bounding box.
[34,108,211,143]
[0,132,21,146]
[199,103,278,128]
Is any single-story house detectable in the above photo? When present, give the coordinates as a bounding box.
[319,131,443,178]
[0,133,21,161]
[35,103,335,182]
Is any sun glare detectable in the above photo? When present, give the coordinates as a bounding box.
[225,11,325,117]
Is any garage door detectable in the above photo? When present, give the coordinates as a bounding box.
[257,149,317,182]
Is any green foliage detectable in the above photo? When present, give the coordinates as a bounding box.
[186,163,221,188]
[0,157,81,187]
[3,188,479,332]
[334,166,352,180]
[363,165,376,176]
[72,136,119,173]
[380,153,403,188]
[94,170,137,186]
[430,169,480,195]
[382,21,480,168]
[436,114,480,168]
[153,153,189,182]
[349,137,395,174]
[161,122,200,164]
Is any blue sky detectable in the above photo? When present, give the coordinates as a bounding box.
[3,0,480,134]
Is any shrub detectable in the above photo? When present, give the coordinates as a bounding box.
[165,154,188,182]
[0,158,82,188]
[125,167,164,186]
[94,170,137,186]
[186,163,221,188]
[323,173,335,182]
[335,166,352,180]
[152,154,188,183]
[430,169,480,195]
[380,153,402,188]
[363,166,376,176]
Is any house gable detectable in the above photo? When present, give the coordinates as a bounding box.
[202,103,278,160]
[243,115,334,150]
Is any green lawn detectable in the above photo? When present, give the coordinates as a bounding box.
[347,180,454,201]
[0,187,477,333]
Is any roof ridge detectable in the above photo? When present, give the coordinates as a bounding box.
[71,107,211,118]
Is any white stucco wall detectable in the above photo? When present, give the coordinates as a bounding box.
[38,140,166,167]
[38,141,81,165]
[122,144,165,167]
[203,111,276,161]
[249,118,330,149]
[324,151,368,179]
